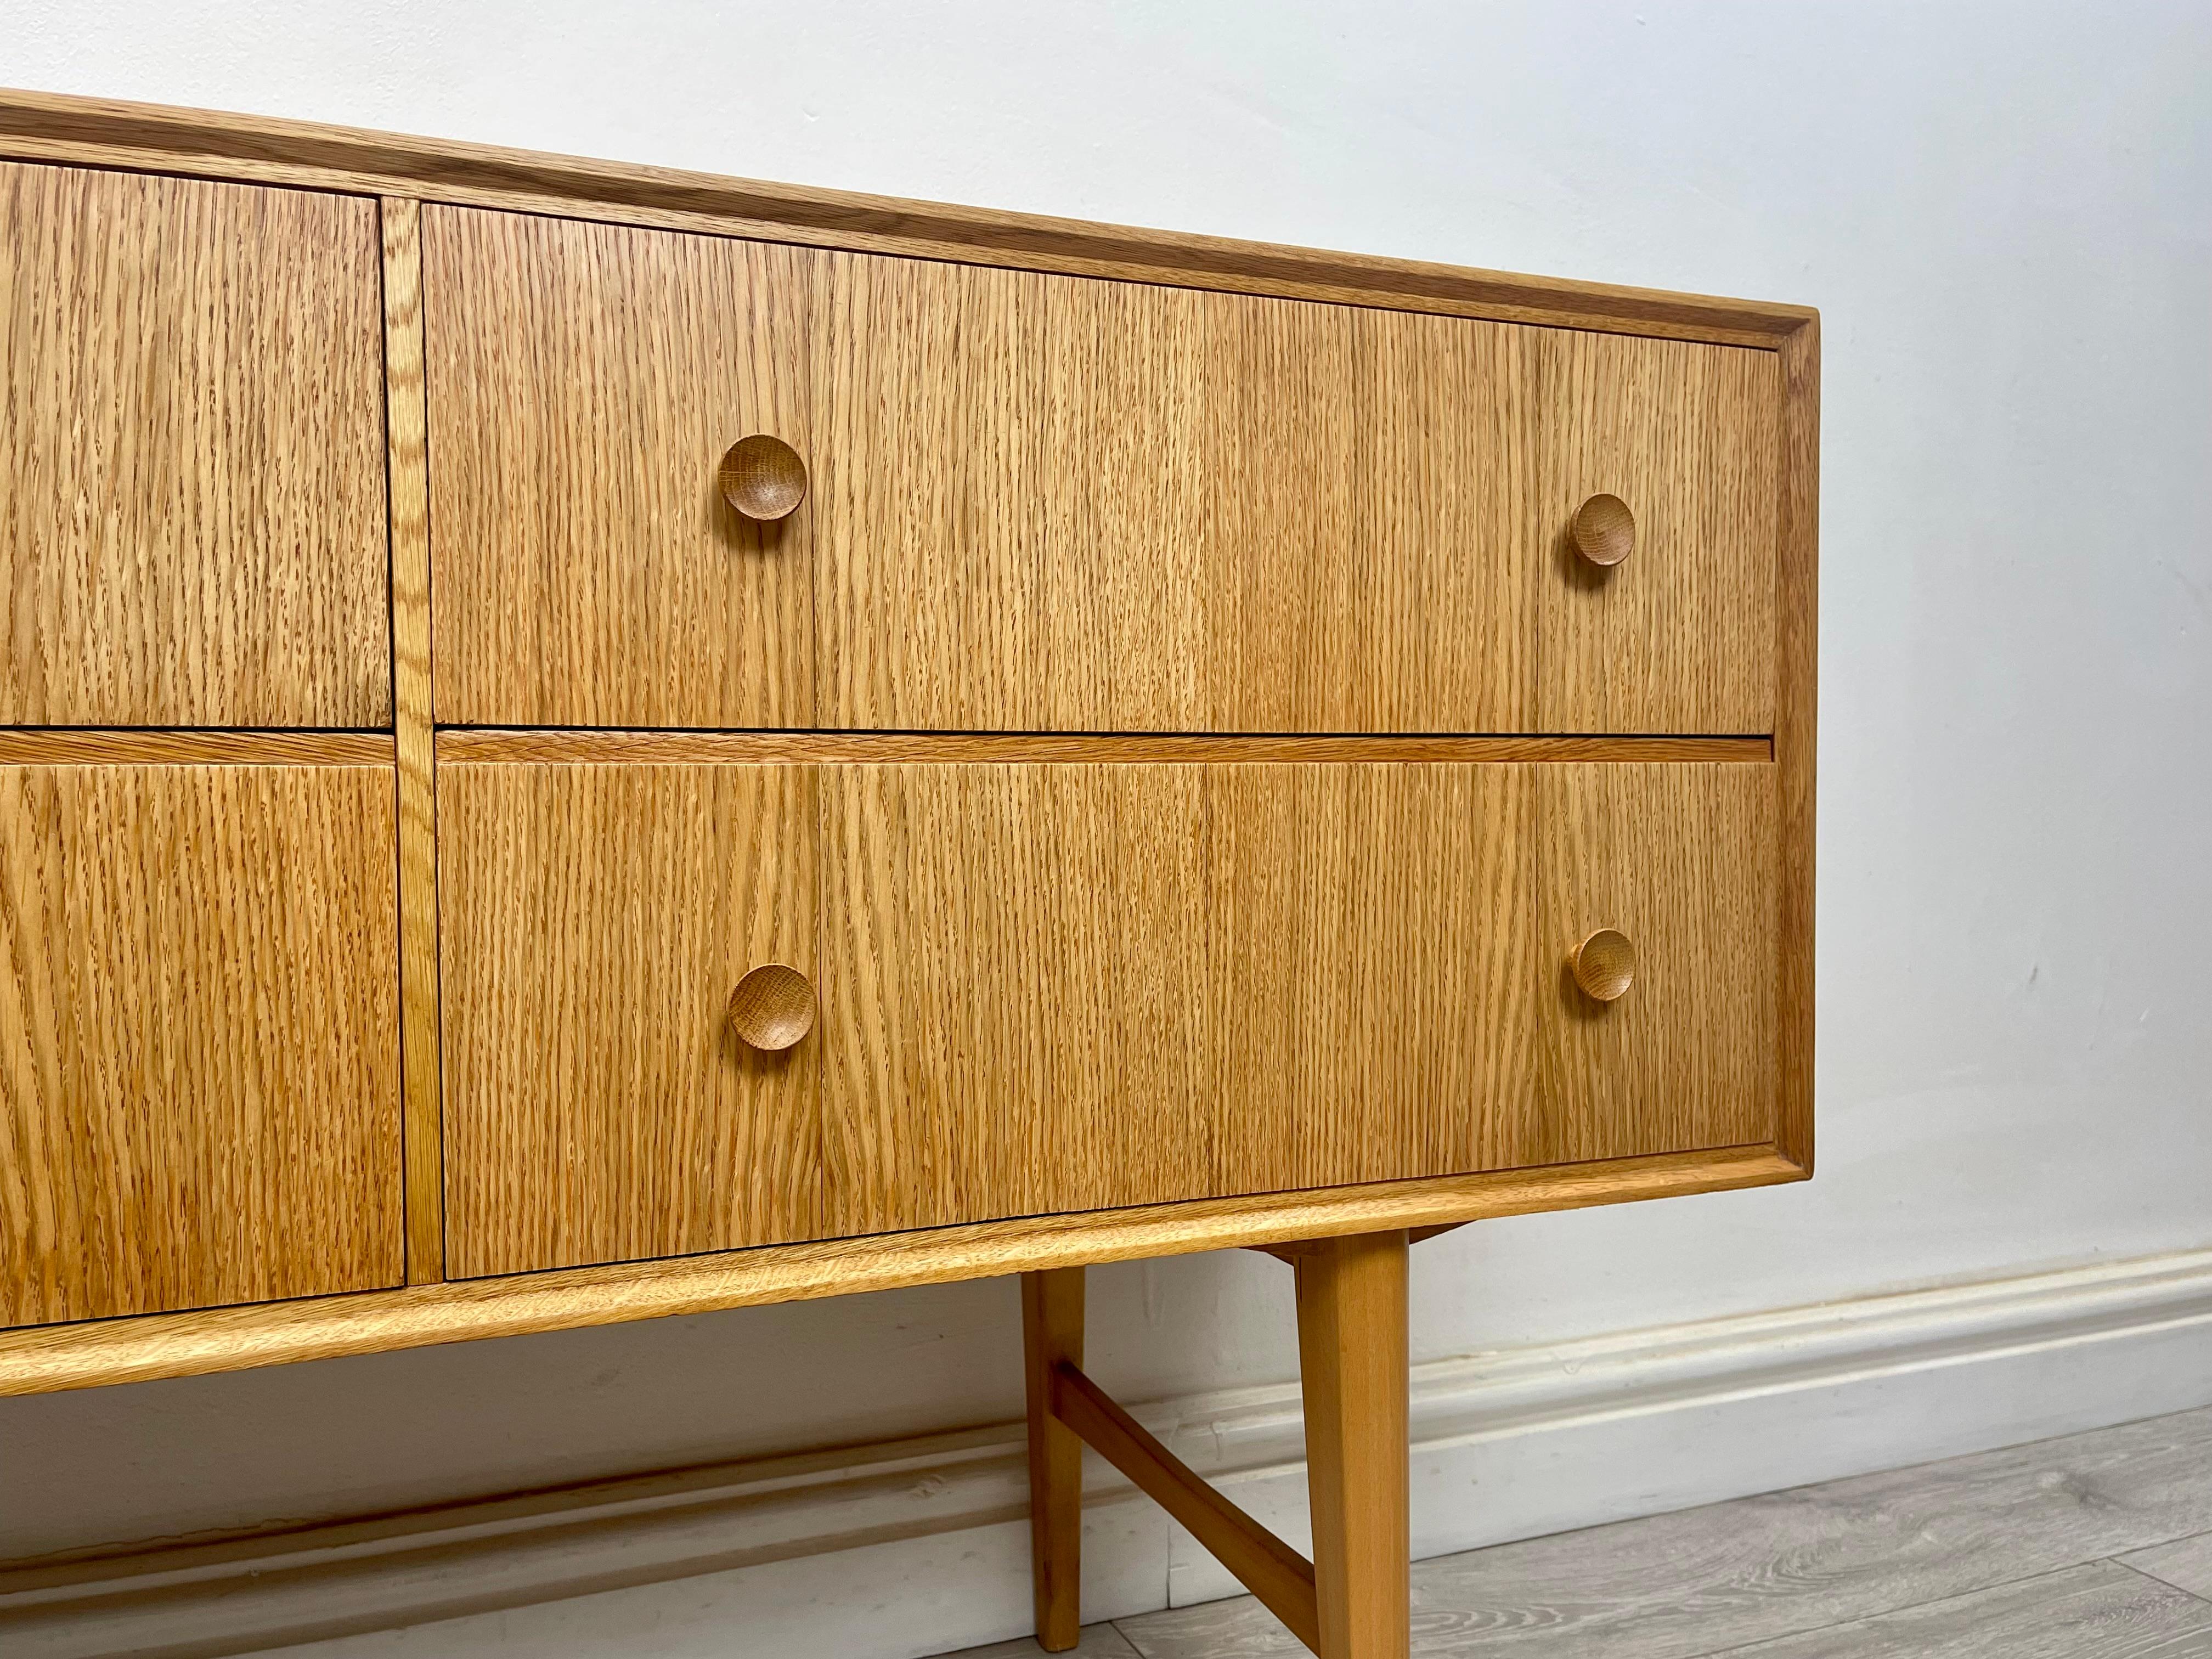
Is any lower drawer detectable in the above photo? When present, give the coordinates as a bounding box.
[438,760,1776,1277]
[0,762,403,1327]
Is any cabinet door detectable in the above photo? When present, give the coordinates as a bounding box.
[1536,763,1779,1160]
[425,208,819,728]
[1535,331,1780,733]
[0,163,390,727]
[1209,764,1543,1192]
[820,764,1214,1234]
[438,762,818,1277]
[0,764,400,1327]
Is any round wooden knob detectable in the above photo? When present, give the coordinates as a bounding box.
[727,963,816,1050]
[1570,493,1635,568]
[1569,929,1636,1003]
[718,435,808,521]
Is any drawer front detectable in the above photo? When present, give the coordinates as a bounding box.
[435,756,1776,1262]
[0,764,401,1327]
[425,210,819,730]
[811,266,1536,733]
[425,208,1778,735]
[0,163,391,727]
[1210,760,1775,1194]
[1536,332,1780,733]
[840,759,1776,1224]
[1210,764,1542,1192]
[1536,762,1779,1160]
[820,764,1216,1235]
[438,762,819,1277]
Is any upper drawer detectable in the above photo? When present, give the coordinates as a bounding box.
[0,165,391,727]
[426,207,1778,733]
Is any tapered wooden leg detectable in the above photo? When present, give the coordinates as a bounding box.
[1295,1231,1410,1659]
[1023,1267,1086,1651]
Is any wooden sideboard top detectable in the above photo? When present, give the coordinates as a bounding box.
[0,86,1815,348]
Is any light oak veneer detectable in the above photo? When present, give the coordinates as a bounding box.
[822,762,1217,1234]
[0,88,1816,348]
[432,757,1780,1276]
[1537,329,1779,733]
[425,206,1780,735]
[0,106,1815,1659]
[438,762,820,1278]
[0,160,390,727]
[381,195,447,1286]
[425,208,818,729]
[1539,764,1778,1164]
[0,764,402,1325]
[0,1146,1801,1397]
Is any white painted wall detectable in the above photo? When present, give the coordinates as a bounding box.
[2,0,2208,1633]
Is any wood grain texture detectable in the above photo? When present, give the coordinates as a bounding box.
[1210,764,1540,1192]
[0,89,1818,348]
[1568,928,1637,1003]
[716,432,809,521]
[437,731,1772,766]
[424,207,817,727]
[382,196,444,1286]
[0,731,392,766]
[1114,1405,2212,1659]
[1024,1269,1087,1653]
[1053,1359,1321,1652]
[423,208,1784,736]
[725,963,817,1052]
[1535,328,1779,735]
[1717,1562,2212,1658]
[943,1627,1143,1659]
[1385,1406,2212,1659]
[629,755,1780,1240]
[1198,300,1536,734]
[0,764,401,1327]
[2124,1531,2212,1602]
[0,84,1820,1400]
[0,160,389,727]
[944,1628,1143,1659]
[0,1145,1798,1393]
[1536,764,1778,1165]
[821,763,1214,1234]
[438,763,819,1277]
[1774,319,1820,1175]
[1295,1231,1410,1659]
[816,263,1538,733]
[814,259,1212,731]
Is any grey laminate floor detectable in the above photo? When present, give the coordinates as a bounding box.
[941,1404,2212,1658]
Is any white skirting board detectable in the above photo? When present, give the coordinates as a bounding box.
[7,1246,2212,1659]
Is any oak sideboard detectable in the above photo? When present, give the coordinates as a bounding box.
[0,88,1817,1659]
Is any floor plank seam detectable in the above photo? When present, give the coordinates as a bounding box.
[1671,1564,2114,1659]
[2111,1554,2212,1607]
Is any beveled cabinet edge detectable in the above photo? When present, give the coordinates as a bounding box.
[437,731,1776,766]
[381,196,446,1285]
[1774,318,1820,1171]
[0,1145,1804,1396]
[0,87,1814,348]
